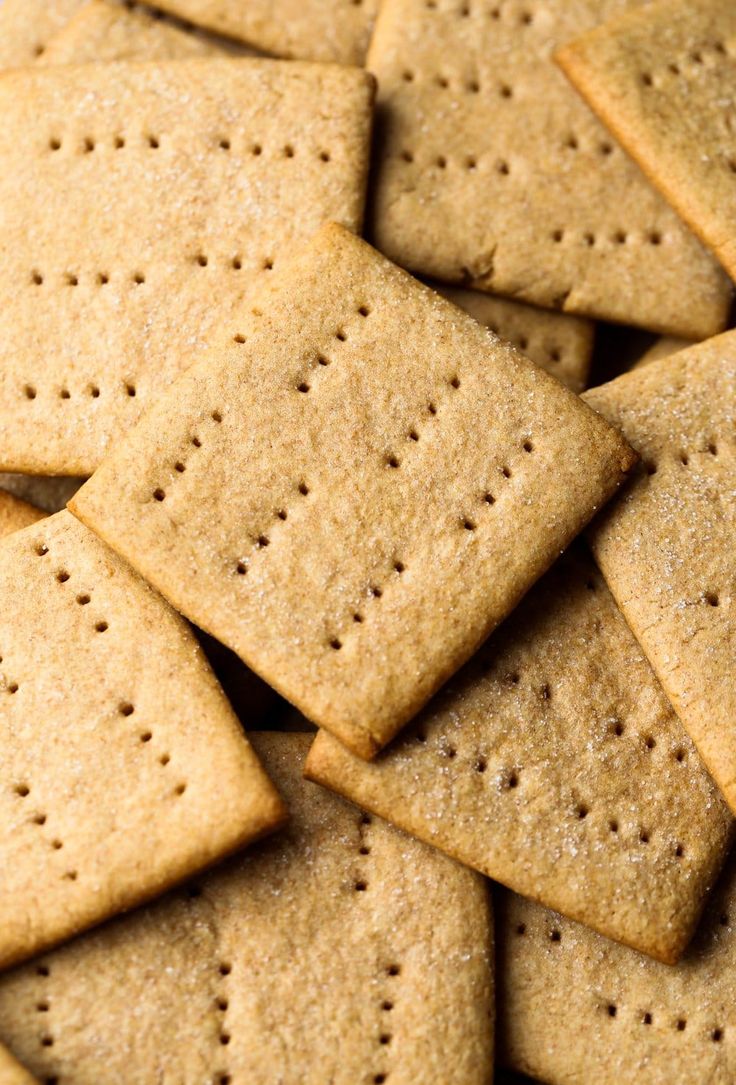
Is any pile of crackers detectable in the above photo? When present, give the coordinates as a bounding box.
[0,0,733,1082]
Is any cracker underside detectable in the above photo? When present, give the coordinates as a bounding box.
[0,734,494,1085]
[0,58,373,475]
[70,224,635,759]
[367,0,731,337]
[0,511,284,970]
[585,332,736,814]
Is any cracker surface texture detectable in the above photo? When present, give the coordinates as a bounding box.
[0,734,494,1085]
[0,0,85,69]
[558,0,736,281]
[0,510,285,970]
[70,224,636,759]
[0,58,373,474]
[585,332,736,814]
[367,0,731,337]
[0,491,45,539]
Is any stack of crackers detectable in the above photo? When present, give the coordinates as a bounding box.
[0,0,733,1082]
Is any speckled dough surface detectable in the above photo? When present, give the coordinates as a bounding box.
[306,546,733,963]
[434,284,594,392]
[0,58,373,474]
[70,224,636,759]
[0,0,85,69]
[498,854,736,1084]
[0,510,284,971]
[153,0,379,63]
[0,491,45,540]
[585,333,736,814]
[368,0,732,338]
[0,1044,37,1085]
[0,734,494,1085]
[558,0,736,281]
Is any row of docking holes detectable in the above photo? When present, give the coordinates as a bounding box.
[641,38,736,87]
[22,380,138,403]
[44,133,335,163]
[27,251,273,290]
[31,962,59,1085]
[425,1,535,23]
[512,923,728,1042]
[644,440,725,475]
[398,141,616,177]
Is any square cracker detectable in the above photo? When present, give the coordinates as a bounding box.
[0,734,494,1085]
[306,545,733,963]
[557,0,736,282]
[0,0,85,69]
[40,0,225,65]
[153,0,379,64]
[584,333,736,814]
[434,284,594,392]
[0,58,373,475]
[497,855,736,1085]
[0,510,284,970]
[70,223,636,759]
[367,0,731,338]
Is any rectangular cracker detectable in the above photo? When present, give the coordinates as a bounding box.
[367,0,732,338]
[434,283,594,392]
[306,544,733,963]
[40,0,225,64]
[154,0,379,64]
[584,333,736,815]
[0,0,85,69]
[70,223,636,759]
[0,510,284,970]
[0,58,374,474]
[558,0,736,281]
[497,854,736,1084]
[0,733,494,1085]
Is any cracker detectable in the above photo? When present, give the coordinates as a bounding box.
[0,477,82,515]
[497,855,736,1084]
[584,332,736,814]
[154,0,378,64]
[40,0,224,64]
[0,58,374,474]
[0,1045,37,1085]
[557,0,736,282]
[0,491,45,540]
[0,0,85,69]
[70,223,636,759]
[367,0,732,339]
[306,544,733,962]
[0,510,284,970]
[633,335,696,369]
[434,284,594,392]
[0,733,494,1085]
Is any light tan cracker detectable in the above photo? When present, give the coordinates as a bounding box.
[0,510,284,970]
[497,854,736,1085]
[70,224,636,759]
[0,733,493,1085]
[367,0,731,338]
[558,0,736,282]
[0,0,85,69]
[0,491,45,539]
[0,58,373,474]
[306,545,733,963]
[434,283,594,392]
[585,332,736,813]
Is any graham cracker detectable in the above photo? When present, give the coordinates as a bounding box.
[0,734,494,1085]
[0,477,83,515]
[0,491,45,540]
[0,510,284,970]
[306,544,733,963]
[558,0,736,282]
[0,1046,37,1085]
[0,0,85,69]
[367,0,732,338]
[434,284,594,392]
[40,0,224,64]
[584,333,736,814]
[153,0,379,64]
[497,854,736,1084]
[0,58,374,474]
[70,224,636,759]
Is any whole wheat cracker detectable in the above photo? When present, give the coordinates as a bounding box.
[0,1045,37,1085]
[557,0,736,282]
[0,0,85,69]
[0,510,284,970]
[306,545,733,963]
[0,58,373,475]
[70,223,636,759]
[367,0,731,338]
[584,332,736,814]
[0,734,494,1085]
[433,283,594,392]
[0,491,45,540]
[497,853,736,1084]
